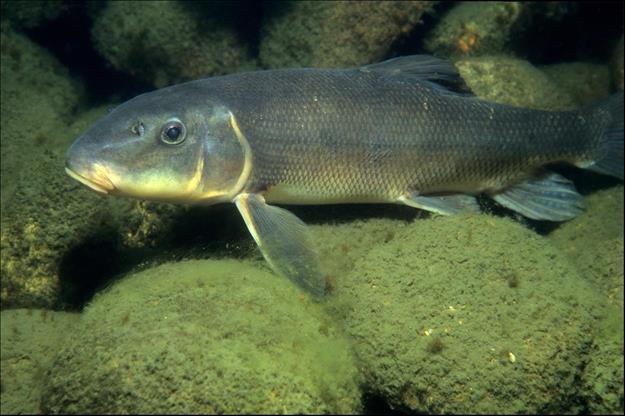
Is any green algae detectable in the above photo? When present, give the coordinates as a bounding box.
[259,1,433,69]
[540,62,611,106]
[0,103,136,308]
[91,0,255,88]
[0,21,82,210]
[550,186,624,309]
[0,309,80,415]
[455,56,577,110]
[328,214,602,414]
[42,259,362,414]
[424,2,525,58]
[0,0,70,30]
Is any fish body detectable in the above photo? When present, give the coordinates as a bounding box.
[65,56,624,298]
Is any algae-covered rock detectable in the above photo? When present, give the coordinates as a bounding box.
[310,216,412,289]
[581,308,624,414]
[550,186,624,308]
[0,309,80,415]
[423,2,576,59]
[541,62,611,106]
[0,21,82,208]
[331,214,600,413]
[0,149,130,308]
[0,23,119,308]
[610,34,624,91]
[91,0,254,88]
[0,0,70,30]
[550,186,624,413]
[424,2,524,58]
[42,260,361,414]
[259,1,434,69]
[455,56,577,110]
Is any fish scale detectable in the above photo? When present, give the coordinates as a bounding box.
[209,68,599,202]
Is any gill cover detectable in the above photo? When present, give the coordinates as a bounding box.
[195,107,252,203]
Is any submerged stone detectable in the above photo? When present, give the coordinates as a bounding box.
[42,259,362,414]
[330,214,601,413]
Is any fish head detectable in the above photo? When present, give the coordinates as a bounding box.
[65,85,250,204]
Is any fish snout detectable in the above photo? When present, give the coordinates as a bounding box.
[65,143,116,195]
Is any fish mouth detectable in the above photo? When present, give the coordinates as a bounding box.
[65,165,116,195]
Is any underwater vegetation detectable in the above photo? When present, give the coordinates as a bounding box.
[0,1,623,414]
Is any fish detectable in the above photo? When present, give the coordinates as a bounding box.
[65,55,624,299]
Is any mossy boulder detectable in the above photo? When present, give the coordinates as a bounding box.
[0,309,80,415]
[0,0,70,30]
[580,307,624,414]
[455,56,577,110]
[259,1,434,69]
[424,2,525,58]
[42,260,362,414]
[330,214,600,413]
[550,186,624,308]
[541,62,611,106]
[0,21,82,209]
[91,0,254,88]
[0,23,127,308]
[549,186,623,414]
[0,147,131,308]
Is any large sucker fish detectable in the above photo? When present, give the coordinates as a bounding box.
[65,55,624,299]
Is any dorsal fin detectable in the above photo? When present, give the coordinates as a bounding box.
[359,55,473,97]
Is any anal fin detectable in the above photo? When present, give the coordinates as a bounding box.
[491,172,585,221]
[234,193,325,299]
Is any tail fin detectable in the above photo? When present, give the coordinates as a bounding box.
[584,91,623,180]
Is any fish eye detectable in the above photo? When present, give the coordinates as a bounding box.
[131,122,145,137]
[160,119,186,145]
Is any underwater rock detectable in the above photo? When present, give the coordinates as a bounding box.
[0,147,129,309]
[455,56,577,110]
[423,2,525,58]
[259,1,434,69]
[0,309,80,415]
[42,260,362,414]
[550,186,623,413]
[0,0,70,30]
[310,217,412,289]
[0,21,83,209]
[550,186,624,309]
[330,214,600,413]
[610,34,624,91]
[540,62,611,106]
[580,309,624,414]
[0,23,117,308]
[91,0,255,88]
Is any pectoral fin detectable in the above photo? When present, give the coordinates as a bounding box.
[234,193,325,299]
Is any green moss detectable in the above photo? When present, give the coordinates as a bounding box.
[0,21,83,210]
[424,2,524,58]
[91,0,255,88]
[42,260,362,414]
[259,1,434,69]
[0,309,80,415]
[541,62,611,106]
[0,0,69,30]
[329,214,600,413]
[550,186,624,309]
[455,56,577,110]
[549,187,623,414]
